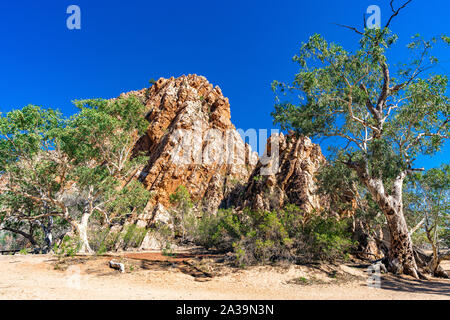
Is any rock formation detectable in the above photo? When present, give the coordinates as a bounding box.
[234,132,326,213]
[123,75,258,225]
[113,75,331,248]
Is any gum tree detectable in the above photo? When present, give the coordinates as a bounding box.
[404,164,449,277]
[272,3,449,278]
[58,96,150,253]
[0,105,72,251]
[0,96,150,254]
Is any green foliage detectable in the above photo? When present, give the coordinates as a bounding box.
[252,175,263,182]
[0,105,63,168]
[190,208,240,250]
[404,164,449,251]
[316,155,385,230]
[0,94,151,254]
[121,224,148,249]
[169,186,193,211]
[89,224,148,254]
[103,180,152,225]
[272,28,449,193]
[301,215,356,262]
[168,186,196,241]
[62,95,148,166]
[53,236,80,258]
[0,105,68,249]
[162,242,176,257]
[188,205,355,266]
[89,227,119,254]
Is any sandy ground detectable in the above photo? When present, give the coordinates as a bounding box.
[0,252,448,300]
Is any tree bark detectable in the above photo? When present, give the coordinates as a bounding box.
[355,169,421,278]
[74,213,93,254]
[0,226,37,247]
[384,207,420,278]
[37,217,54,253]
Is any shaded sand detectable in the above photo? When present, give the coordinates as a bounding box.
[0,253,448,300]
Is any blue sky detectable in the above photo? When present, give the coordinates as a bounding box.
[0,0,448,168]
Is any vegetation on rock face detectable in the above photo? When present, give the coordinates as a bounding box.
[271,7,449,277]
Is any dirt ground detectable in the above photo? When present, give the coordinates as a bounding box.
[0,251,448,300]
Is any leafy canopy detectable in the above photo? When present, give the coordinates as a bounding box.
[272,28,449,181]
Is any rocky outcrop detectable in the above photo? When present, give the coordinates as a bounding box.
[126,75,258,221]
[113,75,331,250]
[233,132,326,213]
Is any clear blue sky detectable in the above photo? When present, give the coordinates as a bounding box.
[0,0,448,168]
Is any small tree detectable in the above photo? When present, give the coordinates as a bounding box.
[0,95,151,254]
[0,105,74,252]
[405,164,449,277]
[58,96,150,253]
[272,2,449,278]
[169,186,195,242]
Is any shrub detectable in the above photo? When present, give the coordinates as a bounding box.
[88,223,147,254]
[227,208,294,266]
[53,235,80,258]
[300,215,356,262]
[186,204,356,266]
[190,208,238,250]
[167,186,356,266]
[169,186,196,242]
[121,224,148,249]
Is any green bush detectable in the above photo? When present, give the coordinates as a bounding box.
[53,235,80,258]
[166,187,356,266]
[88,224,147,254]
[190,208,239,250]
[186,204,356,266]
[300,215,356,262]
[169,186,197,242]
[122,224,148,249]
[230,208,294,267]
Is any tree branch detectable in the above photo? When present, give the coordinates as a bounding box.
[384,0,413,29]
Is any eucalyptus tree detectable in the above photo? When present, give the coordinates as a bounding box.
[405,165,449,277]
[272,2,449,278]
[0,193,49,251]
[59,95,151,253]
[0,105,71,251]
[0,96,151,254]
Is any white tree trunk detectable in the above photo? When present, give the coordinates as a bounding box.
[362,174,420,278]
[384,208,420,278]
[75,213,93,254]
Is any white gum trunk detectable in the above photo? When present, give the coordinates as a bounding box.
[76,213,93,254]
[363,175,420,278]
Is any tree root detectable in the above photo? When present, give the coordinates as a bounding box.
[362,237,448,279]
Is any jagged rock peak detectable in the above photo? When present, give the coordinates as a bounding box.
[125,75,258,223]
[235,132,326,213]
